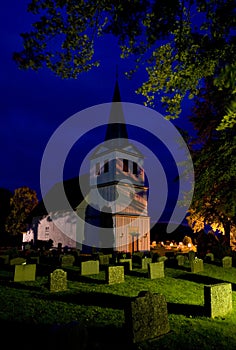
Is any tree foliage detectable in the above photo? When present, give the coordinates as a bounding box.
[0,188,13,234]
[13,0,236,128]
[186,79,236,244]
[5,186,38,236]
[186,132,236,241]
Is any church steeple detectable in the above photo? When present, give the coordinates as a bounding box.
[104,78,129,144]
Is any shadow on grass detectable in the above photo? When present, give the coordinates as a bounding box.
[40,289,131,309]
[167,302,206,317]
[126,269,148,278]
[174,271,236,291]
[0,319,132,350]
[51,323,133,350]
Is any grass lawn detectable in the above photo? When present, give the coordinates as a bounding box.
[0,262,236,349]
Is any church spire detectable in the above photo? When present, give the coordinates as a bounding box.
[104,76,129,144]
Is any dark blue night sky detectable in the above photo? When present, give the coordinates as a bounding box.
[1,1,195,226]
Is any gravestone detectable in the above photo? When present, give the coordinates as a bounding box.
[106,266,124,284]
[61,254,75,267]
[204,283,232,318]
[28,256,40,264]
[205,253,214,262]
[132,252,143,266]
[10,257,26,265]
[190,258,204,273]
[222,256,232,268]
[176,255,185,266]
[14,264,36,282]
[0,255,9,265]
[81,260,99,275]
[50,269,67,292]
[157,256,168,263]
[125,291,170,343]
[188,251,195,263]
[99,254,110,266]
[141,257,152,269]
[148,261,165,279]
[119,258,132,271]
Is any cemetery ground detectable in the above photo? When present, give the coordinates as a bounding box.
[0,259,236,349]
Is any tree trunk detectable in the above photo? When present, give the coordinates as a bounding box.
[223,220,231,247]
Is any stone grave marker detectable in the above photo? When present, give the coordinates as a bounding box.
[50,269,67,292]
[188,251,196,263]
[204,283,232,318]
[106,265,124,284]
[141,257,152,269]
[176,255,185,266]
[205,253,214,262]
[190,258,204,273]
[119,258,132,271]
[125,291,170,343]
[148,261,165,279]
[81,260,99,276]
[0,255,9,265]
[10,257,27,265]
[28,256,40,264]
[222,256,232,268]
[61,254,75,267]
[14,264,36,282]
[99,254,110,266]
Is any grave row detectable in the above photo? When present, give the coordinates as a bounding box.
[1,251,233,271]
[5,254,234,285]
[2,257,233,345]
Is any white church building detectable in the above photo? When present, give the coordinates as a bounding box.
[24,80,150,254]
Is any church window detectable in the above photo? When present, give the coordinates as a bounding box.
[96,162,100,175]
[123,159,128,172]
[104,160,109,173]
[45,226,49,238]
[133,162,138,175]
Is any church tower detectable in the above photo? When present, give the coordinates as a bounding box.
[89,79,150,254]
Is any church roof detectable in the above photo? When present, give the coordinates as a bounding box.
[26,174,89,221]
[104,79,129,143]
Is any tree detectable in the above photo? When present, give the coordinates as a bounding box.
[13,0,236,128]
[5,186,38,238]
[186,133,236,246]
[0,188,13,234]
[185,78,236,246]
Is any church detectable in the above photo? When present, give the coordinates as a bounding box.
[24,80,151,254]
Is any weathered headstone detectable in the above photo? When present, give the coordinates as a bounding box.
[81,260,99,275]
[222,256,232,268]
[141,257,152,269]
[10,257,26,265]
[205,253,214,262]
[119,258,132,271]
[188,251,196,263]
[50,269,67,292]
[99,254,110,266]
[125,291,170,343]
[14,264,36,282]
[204,283,232,318]
[0,255,9,265]
[28,256,40,264]
[176,255,185,266]
[190,258,204,273]
[148,261,165,279]
[61,254,75,267]
[106,266,124,284]
[157,256,168,264]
